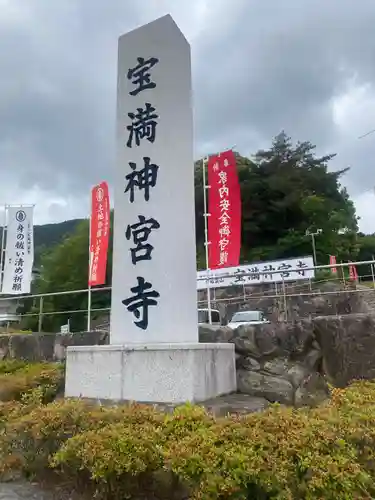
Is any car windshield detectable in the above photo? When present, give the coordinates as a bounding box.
[198,310,208,323]
[198,310,220,323]
[231,311,262,323]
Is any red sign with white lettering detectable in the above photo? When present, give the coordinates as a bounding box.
[88,182,110,286]
[329,255,337,274]
[207,150,241,269]
[349,263,358,282]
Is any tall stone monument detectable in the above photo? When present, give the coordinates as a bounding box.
[65,15,236,403]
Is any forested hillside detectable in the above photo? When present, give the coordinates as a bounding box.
[17,132,375,332]
[0,218,83,266]
[33,219,83,263]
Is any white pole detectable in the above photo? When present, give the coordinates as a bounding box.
[87,214,92,331]
[0,205,7,293]
[202,157,212,324]
[282,276,288,322]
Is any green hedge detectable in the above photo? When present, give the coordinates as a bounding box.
[0,361,64,403]
[0,361,375,498]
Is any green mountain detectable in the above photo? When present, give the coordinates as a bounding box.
[0,218,84,267]
[33,219,84,265]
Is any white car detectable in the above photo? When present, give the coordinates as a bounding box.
[198,308,222,326]
[227,310,270,329]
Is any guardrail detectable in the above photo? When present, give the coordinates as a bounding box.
[0,260,373,332]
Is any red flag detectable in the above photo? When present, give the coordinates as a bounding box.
[329,255,337,274]
[207,150,241,269]
[89,182,110,286]
[349,263,358,282]
[354,265,359,281]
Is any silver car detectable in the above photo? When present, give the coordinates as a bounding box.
[227,310,270,329]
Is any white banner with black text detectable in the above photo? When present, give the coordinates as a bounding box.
[197,256,315,290]
[2,206,34,294]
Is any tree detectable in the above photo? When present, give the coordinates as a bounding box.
[21,132,361,330]
[195,132,358,266]
[357,233,375,281]
[21,215,113,332]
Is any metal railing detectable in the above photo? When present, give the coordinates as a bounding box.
[0,260,374,332]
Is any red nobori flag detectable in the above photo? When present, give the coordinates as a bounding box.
[207,150,241,269]
[349,263,358,282]
[329,255,337,274]
[89,181,110,286]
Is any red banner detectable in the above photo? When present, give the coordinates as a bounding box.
[329,255,337,274]
[88,181,110,286]
[207,150,241,269]
[349,263,358,282]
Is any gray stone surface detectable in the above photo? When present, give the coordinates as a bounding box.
[199,320,328,407]
[233,324,279,357]
[227,321,316,359]
[87,392,270,417]
[3,309,375,410]
[263,358,289,376]
[0,482,78,500]
[237,369,294,404]
[294,372,329,408]
[0,331,108,362]
[236,356,261,371]
[313,313,375,387]
[287,362,310,388]
[201,393,270,416]
[304,348,322,370]
[9,335,41,362]
[198,324,233,343]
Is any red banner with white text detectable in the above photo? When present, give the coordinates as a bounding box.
[349,263,358,282]
[207,150,241,269]
[329,255,337,274]
[88,181,110,286]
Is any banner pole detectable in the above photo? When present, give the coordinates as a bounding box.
[87,285,92,331]
[202,157,212,324]
[0,205,7,293]
[87,213,92,332]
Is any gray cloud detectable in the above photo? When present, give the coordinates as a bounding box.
[0,0,375,229]
[194,1,375,149]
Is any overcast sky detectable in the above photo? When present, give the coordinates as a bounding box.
[1,0,375,233]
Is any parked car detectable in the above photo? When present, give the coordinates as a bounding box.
[227,310,270,329]
[198,308,222,326]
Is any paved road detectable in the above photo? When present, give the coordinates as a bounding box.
[0,483,77,500]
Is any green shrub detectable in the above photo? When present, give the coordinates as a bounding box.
[2,364,375,498]
[0,362,64,403]
[164,405,375,499]
[50,393,375,499]
[52,421,166,499]
[0,399,163,479]
[0,359,30,374]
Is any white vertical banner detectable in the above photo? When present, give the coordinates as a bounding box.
[110,15,198,344]
[2,206,34,294]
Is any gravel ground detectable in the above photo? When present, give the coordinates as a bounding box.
[0,482,81,500]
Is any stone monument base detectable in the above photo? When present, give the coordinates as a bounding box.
[64,343,236,403]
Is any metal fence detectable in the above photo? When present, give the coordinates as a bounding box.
[0,259,374,332]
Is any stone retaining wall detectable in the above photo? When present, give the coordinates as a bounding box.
[200,313,375,405]
[2,313,375,408]
[0,331,108,362]
[200,321,328,407]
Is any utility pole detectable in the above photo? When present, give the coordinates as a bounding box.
[305,228,322,266]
